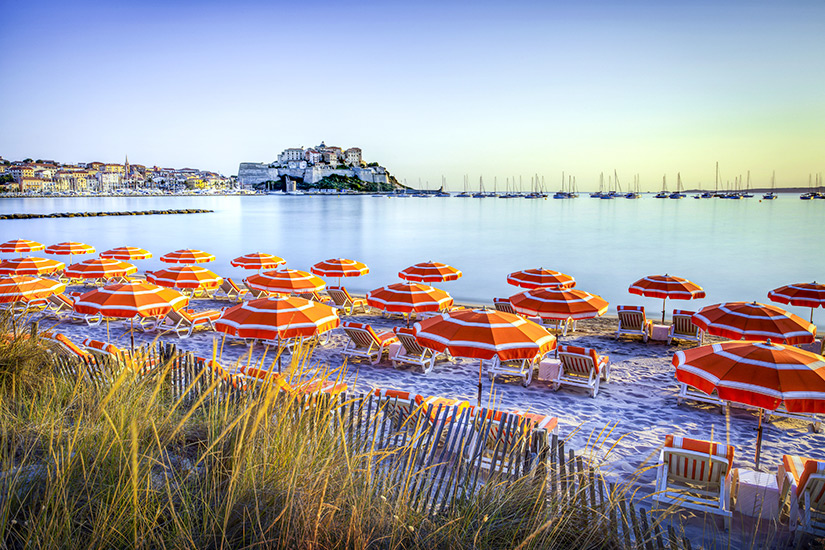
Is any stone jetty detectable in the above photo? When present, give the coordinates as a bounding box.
[0,208,213,220]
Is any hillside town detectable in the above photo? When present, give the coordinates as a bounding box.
[238,142,395,190]
[0,155,235,195]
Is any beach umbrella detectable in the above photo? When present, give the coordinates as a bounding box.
[311,258,369,287]
[0,239,45,257]
[64,258,137,282]
[628,274,705,323]
[673,340,825,468]
[692,301,816,345]
[366,282,453,318]
[399,261,462,283]
[100,246,153,261]
[44,241,95,262]
[231,252,286,271]
[215,295,340,371]
[146,265,223,291]
[768,282,825,323]
[245,269,325,295]
[414,308,556,406]
[510,287,609,332]
[0,275,66,335]
[159,249,215,265]
[0,257,65,277]
[506,268,575,290]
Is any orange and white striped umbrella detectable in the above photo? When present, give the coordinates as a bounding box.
[245,269,325,295]
[0,239,45,255]
[311,258,369,278]
[100,246,153,261]
[674,340,825,413]
[415,308,556,406]
[215,295,340,341]
[44,241,95,257]
[692,301,816,345]
[768,282,825,323]
[64,258,138,280]
[366,282,453,314]
[146,266,223,290]
[506,268,575,289]
[0,276,65,303]
[0,257,65,276]
[510,288,609,320]
[231,252,285,270]
[628,274,705,322]
[159,249,215,264]
[399,261,462,283]
[73,281,188,319]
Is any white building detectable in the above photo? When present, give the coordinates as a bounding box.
[344,147,362,166]
[278,148,305,165]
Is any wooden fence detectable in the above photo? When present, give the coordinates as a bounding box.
[50,342,695,549]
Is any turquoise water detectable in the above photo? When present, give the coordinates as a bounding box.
[1,194,822,328]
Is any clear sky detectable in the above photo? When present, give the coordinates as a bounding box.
[1,0,823,191]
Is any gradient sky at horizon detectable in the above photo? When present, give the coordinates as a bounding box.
[1,0,823,191]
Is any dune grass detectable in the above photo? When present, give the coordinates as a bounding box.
[0,317,671,549]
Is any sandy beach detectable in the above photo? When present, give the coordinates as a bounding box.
[31,287,825,502]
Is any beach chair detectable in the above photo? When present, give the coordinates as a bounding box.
[340,321,398,365]
[239,364,348,398]
[373,388,422,428]
[296,290,331,304]
[242,280,270,299]
[654,434,735,530]
[327,286,368,315]
[415,394,472,447]
[160,308,221,338]
[81,338,125,360]
[41,332,90,360]
[777,455,825,538]
[492,297,517,315]
[616,305,652,342]
[42,293,88,322]
[668,309,704,345]
[391,327,449,374]
[676,383,727,413]
[551,345,610,397]
[487,354,542,387]
[466,408,558,474]
[218,278,249,302]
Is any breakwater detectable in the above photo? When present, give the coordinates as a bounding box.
[0,208,213,220]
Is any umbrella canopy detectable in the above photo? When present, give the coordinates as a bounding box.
[415,308,556,405]
[692,301,816,345]
[506,268,575,289]
[64,258,138,280]
[510,288,609,320]
[0,257,65,276]
[73,282,188,319]
[673,340,825,468]
[245,269,325,295]
[44,241,95,257]
[231,252,286,270]
[100,246,153,261]
[147,266,223,290]
[399,261,462,283]
[215,295,340,341]
[628,274,705,322]
[311,258,369,278]
[366,282,453,314]
[768,282,825,323]
[0,239,45,255]
[0,276,65,303]
[159,249,215,264]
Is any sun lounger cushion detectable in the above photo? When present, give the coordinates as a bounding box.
[558,345,608,373]
[796,458,825,498]
[81,338,122,357]
[181,309,222,322]
[42,332,89,357]
[342,321,397,344]
[664,434,734,468]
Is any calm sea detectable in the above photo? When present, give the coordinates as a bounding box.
[1,194,822,328]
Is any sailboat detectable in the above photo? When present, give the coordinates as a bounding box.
[553,172,568,199]
[669,172,685,199]
[436,175,450,197]
[655,175,669,198]
[762,171,777,200]
[570,176,579,198]
[800,174,815,200]
[457,175,471,197]
[472,176,486,198]
[742,171,754,198]
[591,172,604,198]
[625,174,641,198]
[816,174,825,199]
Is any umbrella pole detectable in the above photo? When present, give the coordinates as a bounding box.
[755,409,764,470]
[106,318,110,342]
[812,307,815,324]
[477,359,483,408]
[662,297,666,324]
[12,312,17,338]
[278,335,282,373]
[130,318,135,354]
